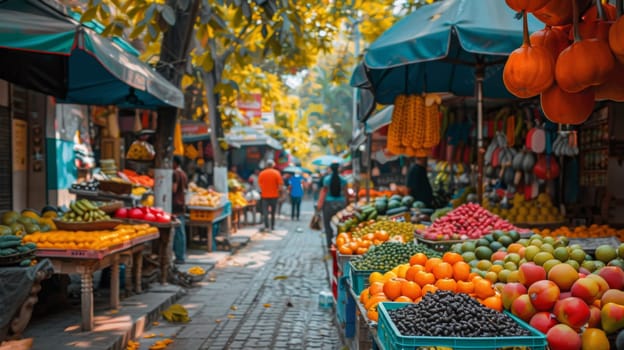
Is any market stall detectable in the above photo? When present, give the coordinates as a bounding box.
[186,184,232,251]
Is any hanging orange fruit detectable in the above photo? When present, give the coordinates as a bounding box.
[505,0,549,13]
[609,15,624,63]
[534,0,592,26]
[576,1,616,42]
[530,26,571,60]
[540,83,595,125]
[595,61,624,102]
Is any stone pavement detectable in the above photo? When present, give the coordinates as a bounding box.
[140,198,344,350]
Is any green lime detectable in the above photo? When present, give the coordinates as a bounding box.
[498,236,513,248]
[540,243,555,254]
[555,236,569,248]
[504,253,521,265]
[553,247,569,262]
[543,259,562,274]
[503,261,518,271]
[608,259,624,269]
[475,246,493,260]
[581,260,596,272]
[498,269,511,283]
[462,251,477,262]
[618,243,624,259]
[565,260,580,271]
[569,244,583,251]
[569,248,587,263]
[534,252,555,266]
[461,241,476,253]
[524,246,541,262]
[595,245,618,264]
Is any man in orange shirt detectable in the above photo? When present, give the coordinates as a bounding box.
[258,159,284,231]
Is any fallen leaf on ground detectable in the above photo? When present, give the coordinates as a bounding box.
[143,333,156,339]
[215,319,222,323]
[230,305,238,310]
[227,314,235,319]
[263,303,271,308]
[273,275,288,280]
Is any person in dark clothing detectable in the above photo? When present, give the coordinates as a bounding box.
[172,155,188,264]
[406,157,433,207]
[318,162,347,248]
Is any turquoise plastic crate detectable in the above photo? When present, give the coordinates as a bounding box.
[377,302,548,350]
[348,261,384,295]
[336,252,357,274]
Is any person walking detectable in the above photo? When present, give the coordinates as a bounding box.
[318,162,347,248]
[172,155,188,264]
[288,169,304,221]
[258,159,283,232]
[406,157,433,208]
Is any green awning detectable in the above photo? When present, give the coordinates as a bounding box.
[365,106,394,134]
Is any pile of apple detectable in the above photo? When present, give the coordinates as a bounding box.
[114,206,171,223]
[502,262,624,350]
[420,203,525,241]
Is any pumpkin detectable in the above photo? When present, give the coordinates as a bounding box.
[530,26,571,60]
[595,61,624,102]
[609,16,624,63]
[503,12,555,98]
[505,0,549,12]
[534,0,592,26]
[540,83,595,125]
[577,2,616,41]
[555,0,615,93]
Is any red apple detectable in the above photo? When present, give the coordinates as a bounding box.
[546,324,582,350]
[143,213,156,222]
[519,262,547,288]
[588,305,601,328]
[528,280,561,311]
[128,208,144,220]
[597,266,624,290]
[156,213,171,223]
[511,294,538,322]
[502,282,528,310]
[554,297,591,329]
[570,277,600,304]
[530,311,558,334]
[114,207,128,218]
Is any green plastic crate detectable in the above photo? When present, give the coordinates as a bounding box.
[348,261,384,295]
[377,302,548,350]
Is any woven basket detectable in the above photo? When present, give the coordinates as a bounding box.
[0,249,36,266]
[98,200,124,214]
[53,219,123,231]
[99,180,132,195]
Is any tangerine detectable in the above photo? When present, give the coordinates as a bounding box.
[367,308,379,322]
[480,295,503,311]
[382,271,397,282]
[369,281,385,295]
[425,257,443,272]
[396,264,411,279]
[414,271,435,287]
[383,278,403,301]
[338,245,353,255]
[442,252,463,265]
[409,253,428,266]
[356,247,368,255]
[452,261,471,281]
[360,289,370,305]
[435,278,458,292]
[394,295,413,302]
[421,284,438,295]
[433,262,454,280]
[363,233,375,241]
[400,280,422,300]
[405,265,425,282]
[473,278,496,299]
[374,230,389,241]
[457,280,475,294]
[369,271,384,284]
[348,241,360,252]
[365,293,388,310]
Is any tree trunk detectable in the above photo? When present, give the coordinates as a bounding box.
[153,0,201,212]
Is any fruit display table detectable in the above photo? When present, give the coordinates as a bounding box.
[34,232,159,331]
[69,188,140,207]
[186,202,232,252]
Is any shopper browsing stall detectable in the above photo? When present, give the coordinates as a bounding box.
[318,162,347,248]
[172,156,188,264]
[258,160,283,232]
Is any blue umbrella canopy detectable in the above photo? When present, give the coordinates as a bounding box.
[351,0,544,105]
[311,155,343,167]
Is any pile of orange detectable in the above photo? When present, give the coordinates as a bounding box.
[336,230,404,255]
[359,252,502,322]
[534,224,624,240]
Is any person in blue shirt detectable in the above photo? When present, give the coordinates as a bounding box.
[288,169,304,221]
[319,162,348,248]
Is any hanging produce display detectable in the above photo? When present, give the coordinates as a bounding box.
[387,94,441,157]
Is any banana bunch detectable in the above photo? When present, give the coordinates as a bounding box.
[188,266,205,275]
[552,131,579,157]
[161,304,190,323]
[60,199,111,223]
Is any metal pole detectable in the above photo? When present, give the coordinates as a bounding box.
[366,136,372,203]
[476,64,485,204]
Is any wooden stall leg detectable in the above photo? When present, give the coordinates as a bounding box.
[134,251,143,294]
[120,254,133,297]
[81,271,94,331]
[110,254,120,310]
[207,224,213,252]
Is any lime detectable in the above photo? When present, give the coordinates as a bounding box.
[489,241,504,252]
[565,260,580,271]
[553,247,569,262]
[517,238,530,247]
[608,259,624,269]
[498,236,513,248]
[540,243,555,254]
[543,259,562,273]
[595,245,618,264]
[461,241,476,253]
[569,248,587,263]
[569,244,583,251]
[461,251,477,262]
[524,246,541,262]
[504,253,521,266]
[477,259,493,271]
[619,243,624,259]
[555,236,569,248]
[581,260,596,272]
[503,261,518,271]
[498,269,511,283]
[475,246,493,260]
[534,252,555,266]
[530,239,543,248]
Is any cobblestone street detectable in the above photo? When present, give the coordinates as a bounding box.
[161,199,344,350]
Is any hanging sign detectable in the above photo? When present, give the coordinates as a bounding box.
[237,93,262,126]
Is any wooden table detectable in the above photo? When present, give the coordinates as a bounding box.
[125,220,179,285]
[35,233,158,331]
[187,203,232,252]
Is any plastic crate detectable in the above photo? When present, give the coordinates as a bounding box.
[336,252,357,274]
[348,261,384,295]
[189,207,224,221]
[377,302,548,350]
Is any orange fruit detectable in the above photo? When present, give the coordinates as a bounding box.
[363,233,375,241]
[369,281,385,296]
[356,247,368,255]
[338,245,352,255]
[396,264,411,279]
[480,295,503,312]
[394,295,413,302]
[369,271,385,284]
[374,230,389,241]
[435,278,458,292]
[507,243,523,254]
[410,253,428,266]
[433,262,454,280]
[425,257,443,272]
[365,293,388,310]
[457,280,474,294]
[382,271,397,282]
[400,280,422,300]
[413,296,422,303]
[360,289,370,305]
[348,241,360,252]
[473,278,496,299]
[383,278,403,301]
[405,265,425,282]
[414,271,435,287]
[421,284,438,295]
[336,236,346,247]
[442,252,463,265]
[452,261,471,281]
[367,308,379,322]
[337,232,350,241]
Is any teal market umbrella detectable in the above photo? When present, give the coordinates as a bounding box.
[351,0,543,201]
[0,2,183,109]
[311,155,343,167]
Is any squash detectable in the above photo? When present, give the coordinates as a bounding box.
[505,0,549,12]
[577,2,616,41]
[530,25,571,60]
[595,61,624,102]
[503,12,555,98]
[555,0,615,93]
[540,83,595,125]
[534,0,592,26]
[609,16,624,63]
